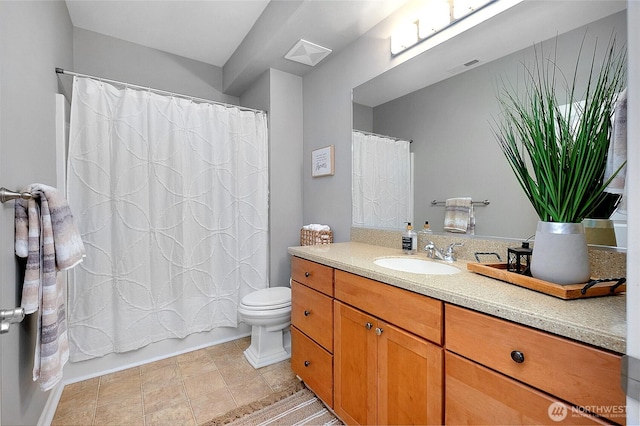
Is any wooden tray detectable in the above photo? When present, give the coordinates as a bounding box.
[467,263,626,300]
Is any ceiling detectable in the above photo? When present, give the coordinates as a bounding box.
[65,0,409,95]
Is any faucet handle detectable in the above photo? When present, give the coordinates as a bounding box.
[446,242,464,253]
[444,242,464,262]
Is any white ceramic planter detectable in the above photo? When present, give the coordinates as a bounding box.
[530,221,591,285]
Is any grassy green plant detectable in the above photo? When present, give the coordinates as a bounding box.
[494,36,626,223]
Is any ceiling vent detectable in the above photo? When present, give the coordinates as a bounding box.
[284,39,332,67]
[447,58,482,75]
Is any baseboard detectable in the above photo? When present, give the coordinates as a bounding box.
[37,382,64,426]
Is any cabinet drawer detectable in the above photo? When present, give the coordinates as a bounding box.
[291,257,334,296]
[291,326,333,407]
[445,352,609,425]
[445,304,625,424]
[291,281,333,351]
[335,270,442,345]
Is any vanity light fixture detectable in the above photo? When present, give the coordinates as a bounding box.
[390,0,495,56]
[390,20,419,55]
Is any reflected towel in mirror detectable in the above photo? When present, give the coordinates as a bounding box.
[444,197,475,234]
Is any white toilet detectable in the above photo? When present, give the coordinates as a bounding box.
[238,286,292,368]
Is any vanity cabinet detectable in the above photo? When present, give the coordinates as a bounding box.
[333,270,443,425]
[445,304,625,425]
[290,257,334,407]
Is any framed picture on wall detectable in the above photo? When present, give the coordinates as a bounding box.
[312,145,335,177]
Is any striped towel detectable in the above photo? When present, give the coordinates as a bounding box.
[15,184,85,391]
[443,197,475,234]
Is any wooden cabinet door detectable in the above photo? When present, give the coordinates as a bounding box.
[378,322,443,425]
[334,301,377,425]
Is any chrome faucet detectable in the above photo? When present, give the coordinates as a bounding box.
[425,241,464,263]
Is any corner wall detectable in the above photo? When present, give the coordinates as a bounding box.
[0,1,73,424]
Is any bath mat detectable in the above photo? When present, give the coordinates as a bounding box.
[202,383,341,426]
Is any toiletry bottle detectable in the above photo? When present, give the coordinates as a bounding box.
[418,221,433,251]
[402,222,417,255]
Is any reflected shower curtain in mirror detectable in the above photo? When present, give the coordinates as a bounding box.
[352,131,412,229]
[66,77,268,361]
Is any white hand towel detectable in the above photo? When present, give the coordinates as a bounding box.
[444,197,475,234]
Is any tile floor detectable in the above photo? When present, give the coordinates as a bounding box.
[52,337,298,426]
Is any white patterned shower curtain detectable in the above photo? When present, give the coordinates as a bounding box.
[66,77,269,361]
[352,131,412,229]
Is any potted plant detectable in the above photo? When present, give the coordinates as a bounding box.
[494,36,626,284]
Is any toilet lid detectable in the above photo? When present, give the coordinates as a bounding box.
[242,287,291,309]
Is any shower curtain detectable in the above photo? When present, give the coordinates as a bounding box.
[66,77,269,361]
[352,131,412,229]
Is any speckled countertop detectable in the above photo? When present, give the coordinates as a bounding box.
[288,242,626,353]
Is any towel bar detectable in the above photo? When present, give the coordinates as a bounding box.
[0,307,25,334]
[0,187,33,203]
[431,199,490,206]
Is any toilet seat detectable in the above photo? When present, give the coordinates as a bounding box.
[240,287,291,311]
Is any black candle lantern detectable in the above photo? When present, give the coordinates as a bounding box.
[507,241,533,275]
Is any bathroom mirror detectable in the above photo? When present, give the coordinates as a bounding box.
[352,2,628,247]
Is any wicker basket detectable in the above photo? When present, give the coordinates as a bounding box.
[300,228,333,246]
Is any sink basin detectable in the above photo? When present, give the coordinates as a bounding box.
[373,257,460,275]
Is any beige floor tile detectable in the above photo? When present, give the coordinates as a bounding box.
[144,400,196,426]
[177,351,217,378]
[93,399,144,426]
[51,337,295,426]
[100,366,140,384]
[206,341,244,357]
[143,381,188,415]
[55,378,99,419]
[227,376,273,406]
[259,360,297,391]
[51,404,95,426]
[189,388,237,424]
[97,375,142,407]
[141,357,177,374]
[182,370,227,400]
[142,363,182,391]
[60,377,100,398]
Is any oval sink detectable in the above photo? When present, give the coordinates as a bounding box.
[373,257,460,275]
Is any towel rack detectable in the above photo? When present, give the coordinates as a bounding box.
[431,199,490,206]
[0,187,33,203]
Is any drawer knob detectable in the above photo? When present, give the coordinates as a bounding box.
[365,322,373,330]
[510,350,525,363]
[305,271,310,277]
[304,360,311,367]
[304,310,311,316]
[375,327,384,336]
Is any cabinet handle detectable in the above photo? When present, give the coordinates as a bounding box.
[510,350,525,363]
[305,271,310,277]
[304,360,310,367]
[365,322,373,330]
[375,327,383,336]
[304,310,311,316]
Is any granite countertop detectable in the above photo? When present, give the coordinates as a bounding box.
[288,241,626,353]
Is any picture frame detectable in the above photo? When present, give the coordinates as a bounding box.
[311,145,335,177]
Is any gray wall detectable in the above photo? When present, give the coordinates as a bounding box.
[0,1,73,424]
[73,28,238,105]
[371,10,626,239]
[241,69,304,288]
[302,0,418,242]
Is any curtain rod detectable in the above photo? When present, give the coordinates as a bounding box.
[353,129,413,143]
[55,68,266,115]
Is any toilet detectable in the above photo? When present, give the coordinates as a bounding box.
[238,286,292,368]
